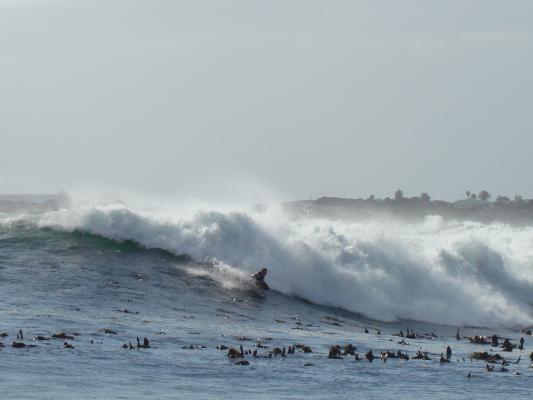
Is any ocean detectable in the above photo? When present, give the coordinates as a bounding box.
[1,203,533,399]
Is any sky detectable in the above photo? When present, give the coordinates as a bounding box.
[1,0,532,204]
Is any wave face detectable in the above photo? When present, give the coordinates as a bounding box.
[6,204,533,328]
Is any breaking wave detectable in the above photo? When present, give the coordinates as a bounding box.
[4,204,533,328]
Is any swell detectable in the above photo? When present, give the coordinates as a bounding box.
[0,222,169,256]
[3,205,533,328]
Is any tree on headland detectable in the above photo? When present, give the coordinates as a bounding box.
[466,190,471,199]
[478,190,491,201]
[420,193,431,202]
[514,195,524,204]
[367,194,375,201]
[496,195,510,203]
[470,193,477,199]
[394,189,404,201]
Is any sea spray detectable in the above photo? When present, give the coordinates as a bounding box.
[6,204,533,328]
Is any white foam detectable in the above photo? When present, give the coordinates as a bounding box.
[11,204,533,328]
[183,261,255,291]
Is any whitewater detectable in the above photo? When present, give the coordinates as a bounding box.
[6,203,533,329]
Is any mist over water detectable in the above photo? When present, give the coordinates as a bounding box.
[6,200,533,329]
[2,1,533,397]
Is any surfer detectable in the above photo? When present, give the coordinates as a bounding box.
[446,346,452,360]
[251,268,269,290]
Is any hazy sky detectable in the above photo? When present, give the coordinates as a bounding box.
[1,0,532,203]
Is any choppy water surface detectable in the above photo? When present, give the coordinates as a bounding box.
[1,206,533,399]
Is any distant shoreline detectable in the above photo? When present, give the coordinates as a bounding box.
[282,193,533,226]
[0,192,72,214]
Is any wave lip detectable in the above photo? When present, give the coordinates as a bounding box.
[9,205,533,328]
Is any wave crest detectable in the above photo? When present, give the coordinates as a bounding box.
[8,205,533,328]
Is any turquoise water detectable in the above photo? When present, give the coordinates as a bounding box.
[1,225,533,399]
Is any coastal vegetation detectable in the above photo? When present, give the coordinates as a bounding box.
[283,190,533,225]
